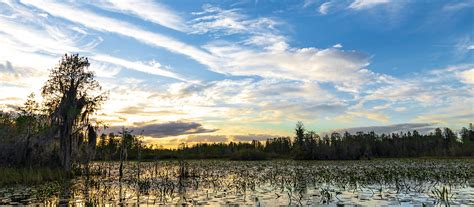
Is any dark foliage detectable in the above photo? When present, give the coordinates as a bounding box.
[90,122,474,161]
[0,54,106,171]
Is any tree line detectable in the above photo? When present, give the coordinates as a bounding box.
[89,121,474,161]
[1,54,473,171]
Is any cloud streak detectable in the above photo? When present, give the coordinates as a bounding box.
[95,0,187,32]
[0,1,186,81]
[349,0,391,10]
[21,0,217,69]
[108,121,218,138]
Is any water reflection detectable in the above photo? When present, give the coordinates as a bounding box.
[0,159,473,206]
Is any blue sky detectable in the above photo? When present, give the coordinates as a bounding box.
[0,0,473,146]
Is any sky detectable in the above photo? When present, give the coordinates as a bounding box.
[0,0,473,147]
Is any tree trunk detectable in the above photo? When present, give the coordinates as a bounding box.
[60,115,74,174]
[87,125,97,161]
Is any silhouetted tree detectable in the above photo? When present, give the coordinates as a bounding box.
[41,54,107,173]
[89,122,474,161]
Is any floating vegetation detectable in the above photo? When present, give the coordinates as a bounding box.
[0,159,473,206]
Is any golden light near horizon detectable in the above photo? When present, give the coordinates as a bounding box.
[1,0,473,147]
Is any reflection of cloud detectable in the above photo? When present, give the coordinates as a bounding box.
[332,123,436,135]
[107,120,218,138]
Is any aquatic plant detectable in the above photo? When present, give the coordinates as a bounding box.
[0,159,473,206]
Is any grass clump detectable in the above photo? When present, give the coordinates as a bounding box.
[0,167,67,186]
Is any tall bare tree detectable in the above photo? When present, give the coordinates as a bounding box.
[42,54,106,173]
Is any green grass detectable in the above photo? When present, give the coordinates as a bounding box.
[0,167,67,186]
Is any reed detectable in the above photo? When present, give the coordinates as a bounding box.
[0,167,67,186]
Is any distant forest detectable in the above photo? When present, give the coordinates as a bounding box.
[0,54,473,171]
[92,122,474,161]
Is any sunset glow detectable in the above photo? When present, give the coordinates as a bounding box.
[1,0,473,147]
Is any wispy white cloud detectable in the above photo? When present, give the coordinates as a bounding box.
[428,64,474,85]
[203,42,373,93]
[161,78,344,123]
[20,0,217,68]
[457,68,474,84]
[303,0,318,8]
[0,61,48,111]
[332,43,343,48]
[442,1,474,11]
[344,64,474,127]
[348,0,391,10]
[92,54,187,81]
[190,6,381,93]
[319,2,332,15]
[455,35,474,56]
[0,0,191,115]
[1,1,186,81]
[94,0,187,32]
[332,108,390,124]
[0,61,47,87]
[412,95,474,127]
[190,5,280,37]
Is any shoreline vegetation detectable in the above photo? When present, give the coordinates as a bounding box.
[1,54,473,186]
[90,124,474,161]
[0,167,67,186]
[0,159,473,206]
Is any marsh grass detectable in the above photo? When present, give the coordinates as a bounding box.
[0,167,67,186]
[0,159,473,205]
[432,185,453,205]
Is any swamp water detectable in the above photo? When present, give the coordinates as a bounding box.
[0,159,473,206]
